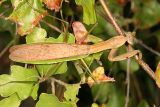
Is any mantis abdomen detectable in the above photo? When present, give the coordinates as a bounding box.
[9,36,127,63]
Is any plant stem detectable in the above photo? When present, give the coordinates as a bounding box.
[125,58,131,107]
[99,0,124,36]
[99,0,155,80]
[0,40,14,58]
[41,20,62,33]
[135,38,160,57]
[80,59,97,82]
[50,77,68,86]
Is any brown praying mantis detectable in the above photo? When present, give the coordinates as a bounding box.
[9,22,142,64]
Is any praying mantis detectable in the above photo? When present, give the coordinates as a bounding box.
[9,22,141,64]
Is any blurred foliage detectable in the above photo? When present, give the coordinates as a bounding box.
[0,0,160,107]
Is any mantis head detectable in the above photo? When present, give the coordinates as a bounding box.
[126,32,136,45]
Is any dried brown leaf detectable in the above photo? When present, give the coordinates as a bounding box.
[72,21,88,44]
[155,62,160,88]
[87,67,115,86]
[43,0,62,12]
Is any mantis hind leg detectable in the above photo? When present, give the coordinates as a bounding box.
[108,48,142,61]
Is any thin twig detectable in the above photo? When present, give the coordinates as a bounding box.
[80,59,97,82]
[99,0,124,36]
[131,74,142,100]
[99,0,155,80]
[41,20,63,33]
[50,77,68,86]
[135,38,160,57]
[0,7,10,17]
[87,23,98,34]
[50,77,81,86]
[60,9,68,42]
[0,40,14,58]
[51,80,55,94]
[125,58,131,107]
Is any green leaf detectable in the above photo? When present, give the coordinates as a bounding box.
[91,103,99,107]
[119,59,139,72]
[30,83,39,100]
[54,62,68,75]
[36,93,73,107]
[84,52,103,67]
[0,18,15,35]
[26,27,47,44]
[0,65,39,100]
[138,100,149,107]
[26,27,75,44]
[64,84,80,102]
[36,62,68,77]
[9,0,46,35]
[92,83,125,106]
[133,0,160,29]
[118,46,139,72]
[0,93,21,107]
[45,33,75,44]
[87,34,103,43]
[11,65,39,81]
[36,64,53,76]
[75,0,96,25]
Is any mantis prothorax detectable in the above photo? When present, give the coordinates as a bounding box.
[9,31,141,64]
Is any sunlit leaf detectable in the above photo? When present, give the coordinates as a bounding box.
[30,83,39,100]
[26,27,47,44]
[0,93,21,107]
[155,62,160,88]
[0,65,39,99]
[91,103,99,107]
[46,33,75,44]
[64,84,80,102]
[75,0,96,25]
[36,62,67,77]
[9,0,47,35]
[36,93,73,107]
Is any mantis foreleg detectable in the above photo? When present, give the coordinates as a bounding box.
[108,48,142,61]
